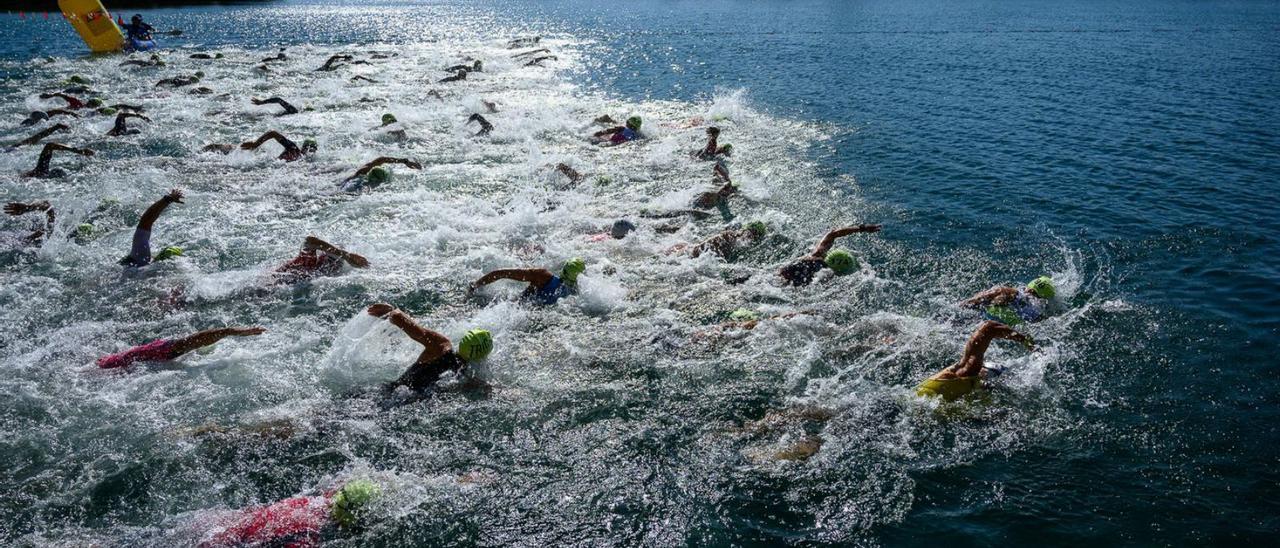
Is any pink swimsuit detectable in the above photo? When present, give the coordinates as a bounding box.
[96,339,176,369]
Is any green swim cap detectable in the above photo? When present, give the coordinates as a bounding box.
[561,257,586,284]
[154,246,183,261]
[728,308,759,322]
[100,107,118,115]
[73,223,95,243]
[720,143,733,154]
[330,479,381,529]
[457,329,493,362]
[194,71,205,79]
[824,249,857,275]
[1027,276,1056,299]
[86,98,103,108]
[68,75,88,84]
[366,166,391,185]
[381,113,397,126]
[215,53,225,59]
[302,139,318,152]
[745,221,767,237]
[626,116,642,130]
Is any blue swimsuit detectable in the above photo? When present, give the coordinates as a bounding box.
[527,275,575,305]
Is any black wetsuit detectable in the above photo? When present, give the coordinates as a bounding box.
[780,257,826,287]
[388,351,465,391]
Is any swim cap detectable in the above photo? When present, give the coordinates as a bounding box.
[1027,276,1056,299]
[824,249,857,275]
[610,220,636,239]
[707,126,720,135]
[302,139,318,153]
[330,480,381,529]
[215,53,225,59]
[100,107,118,115]
[728,308,759,322]
[561,257,586,284]
[366,167,391,186]
[457,329,493,362]
[73,223,95,243]
[194,71,205,79]
[132,14,142,21]
[154,246,183,261]
[720,144,733,155]
[86,98,103,108]
[626,116,642,130]
[381,113,397,126]
[745,221,766,238]
[68,75,88,85]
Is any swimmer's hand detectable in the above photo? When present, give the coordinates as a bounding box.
[345,253,369,268]
[231,326,266,336]
[165,188,184,204]
[367,303,396,317]
[856,224,881,233]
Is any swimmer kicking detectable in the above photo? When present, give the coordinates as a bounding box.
[469,258,586,306]
[916,321,1034,401]
[778,224,881,286]
[366,304,493,392]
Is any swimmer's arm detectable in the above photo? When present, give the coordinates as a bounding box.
[470,268,555,292]
[811,224,882,257]
[137,189,184,231]
[44,143,94,156]
[4,201,53,228]
[592,126,623,138]
[168,326,266,357]
[352,157,422,177]
[368,304,452,356]
[240,131,289,150]
[961,286,1017,308]
[16,124,68,147]
[303,236,369,268]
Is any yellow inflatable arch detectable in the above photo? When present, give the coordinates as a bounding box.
[58,0,125,53]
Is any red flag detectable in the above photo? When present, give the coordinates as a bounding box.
[118,15,125,26]
[44,12,49,19]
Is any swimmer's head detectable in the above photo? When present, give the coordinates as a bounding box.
[626,116,642,131]
[194,71,205,79]
[745,221,767,238]
[214,53,224,59]
[1027,276,1056,299]
[73,223,95,244]
[100,107,118,115]
[457,329,493,362]
[720,143,733,155]
[562,257,586,284]
[131,14,143,23]
[301,139,318,154]
[824,249,857,275]
[728,308,759,322]
[86,98,103,108]
[330,479,381,529]
[366,167,391,186]
[610,219,636,240]
[154,246,183,261]
[68,75,88,85]
[28,111,49,122]
[474,60,483,70]
[706,126,720,136]
[381,113,397,126]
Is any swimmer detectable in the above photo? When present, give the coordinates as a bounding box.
[188,53,223,60]
[3,201,55,246]
[482,99,499,113]
[24,143,93,178]
[508,36,541,48]
[778,224,881,286]
[692,308,806,341]
[316,54,354,71]
[198,479,380,548]
[593,116,642,145]
[119,54,164,67]
[961,276,1057,326]
[204,131,317,161]
[122,14,154,42]
[339,156,422,191]
[694,126,732,160]
[469,258,587,306]
[350,75,378,83]
[524,55,557,67]
[512,48,550,59]
[105,103,146,113]
[155,73,202,88]
[251,97,300,116]
[106,112,150,136]
[916,320,1034,402]
[260,51,288,64]
[439,70,467,83]
[273,236,369,284]
[466,113,493,136]
[189,87,215,96]
[670,221,767,260]
[12,123,68,148]
[444,60,482,73]
[38,92,86,110]
[119,188,183,268]
[366,304,494,392]
[690,164,737,210]
[96,326,265,370]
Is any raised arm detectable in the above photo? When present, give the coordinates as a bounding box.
[303,235,368,267]
[470,268,555,292]
[137,188,183,231]
[352,157,422,177]
[810,224,881,257]
[16,124,68,147]
[367,304,452,357]
[240,131,288,150]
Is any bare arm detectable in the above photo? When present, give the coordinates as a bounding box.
[470,268,555,291]
[5,201,54,232]
[240,131,288,150]
[303,236,368,267]
[367,304,452,358]
[592,126,623,138]
[352,157,422,177]
[168,326,265,357]
[16,124,68,147]
[811,224,881,257]
[961,286,1019,308]
[137,188,183,231]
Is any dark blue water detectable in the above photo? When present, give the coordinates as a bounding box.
[2,0,1278,544]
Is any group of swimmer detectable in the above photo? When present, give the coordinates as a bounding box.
[3,24,1066,544]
